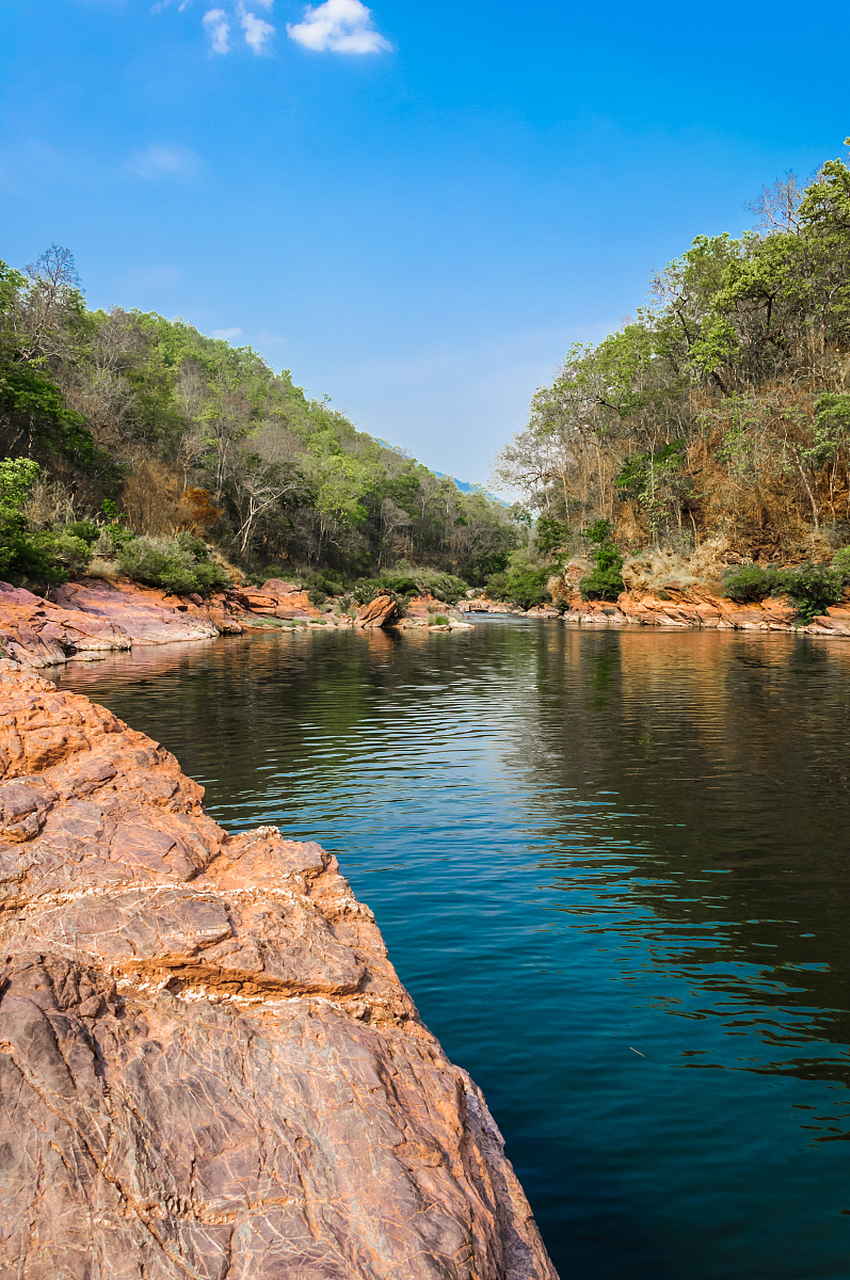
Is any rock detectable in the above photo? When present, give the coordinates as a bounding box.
[0,667,556,1279]
[356,591,399,629]
[0,580,132,668]
[52,579,222,646]
[261,577,300,595]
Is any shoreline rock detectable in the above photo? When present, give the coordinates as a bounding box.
[0,665,557,1278]
[556,588,850,635]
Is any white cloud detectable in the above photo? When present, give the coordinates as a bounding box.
[126,144,203,179]
[287,0,391,54]
[237,2,275,53]
[202,8,231,53]
[212,327,243,340]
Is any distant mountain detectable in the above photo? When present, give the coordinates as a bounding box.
[432,471,505,503]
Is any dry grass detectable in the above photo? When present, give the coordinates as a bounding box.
[85,558,120,581]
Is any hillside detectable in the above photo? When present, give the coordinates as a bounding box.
[494,142,850,603]
[0,251,519,593]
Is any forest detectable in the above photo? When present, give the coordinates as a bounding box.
[5,142,850,612]
[0,247,520,598]
[494,143,850,589]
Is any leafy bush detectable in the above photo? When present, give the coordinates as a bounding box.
[351,574,414,605]
[307,586,327,607]
[116,533,230,596]
[832,545,850,580]
[0,457,78,587]
[722,564,780,603]
[386,564,469,603]
[36,531,91,576]
[62,521,99,547]
[724,561,844,621]
[305,568,343,597]
[579,520,625,601]
[485,561,551,610]
[428,614,450,626]
[777,564,843,622]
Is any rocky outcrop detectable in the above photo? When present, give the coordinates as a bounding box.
[0,577,364,671]
[0,666,556,1279]
[558,588,850,634]
[356,590,399,629]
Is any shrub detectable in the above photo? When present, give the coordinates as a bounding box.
[428,614,450,626]
[776,564,843,623]
[62,521,99,547]
[305,569,343,597]
[116,534,230,596]
[722,564,780,603]
[485,562,551,610]
[0,511,72,586]
[36,531,91,576]
[0,458,82,588]
[386,564,469,603]
[579,521,625,601]
[723,561,843,621]
[832,545,850,580]
[307,586,327,607]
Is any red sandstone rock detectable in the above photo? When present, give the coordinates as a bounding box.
[0,580,132,667]
[0,667,556,1279]
[559,589,850,636]
[356,591,399,629]
[261,577,300,595]
[54,578,226,645]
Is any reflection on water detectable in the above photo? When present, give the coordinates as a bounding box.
[58,619,850,1279]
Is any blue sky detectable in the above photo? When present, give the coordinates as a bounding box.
[2,0,848,483]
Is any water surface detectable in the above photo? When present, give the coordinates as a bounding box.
[58,619,850,1279]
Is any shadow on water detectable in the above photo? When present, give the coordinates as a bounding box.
[58,618,850,1280]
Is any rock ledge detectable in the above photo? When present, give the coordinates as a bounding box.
[0,666,556,1279]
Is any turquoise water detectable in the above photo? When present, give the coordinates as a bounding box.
[58,618,850,1278]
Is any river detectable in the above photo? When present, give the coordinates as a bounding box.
[57,616,850,1279]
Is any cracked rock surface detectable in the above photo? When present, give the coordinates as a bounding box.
[0,667,557,1279]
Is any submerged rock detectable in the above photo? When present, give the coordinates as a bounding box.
[0,667,556,1279]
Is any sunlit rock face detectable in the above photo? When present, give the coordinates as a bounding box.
[0,667,556,1280]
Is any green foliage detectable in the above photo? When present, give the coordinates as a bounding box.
[831,545,850,579]
[304,569,344,597]
[428,615,450,626]
[723,561,843,620]
[37,531,91,576]
[615,441,687,540]
[485,553,551,610]
[0,249,523,582]
[579,522,625,601]
[777,564,844,622]
[0,457,40,508]
[63,521,99,546]
[0,457,83,587]
[115,533,230,596]
[535,515,570,559]
[722,564,781,603]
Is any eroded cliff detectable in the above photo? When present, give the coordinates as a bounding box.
[0,666,556,1279]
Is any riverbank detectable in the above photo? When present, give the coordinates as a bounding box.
[0,576,474,669]
[0,648,555,1276]
[461,589,850,635]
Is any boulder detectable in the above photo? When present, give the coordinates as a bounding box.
[261,577,300,595]
[356,591,399,629]
[0,667,556,1280]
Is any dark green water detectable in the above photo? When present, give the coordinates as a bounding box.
[57,618,850,1279]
